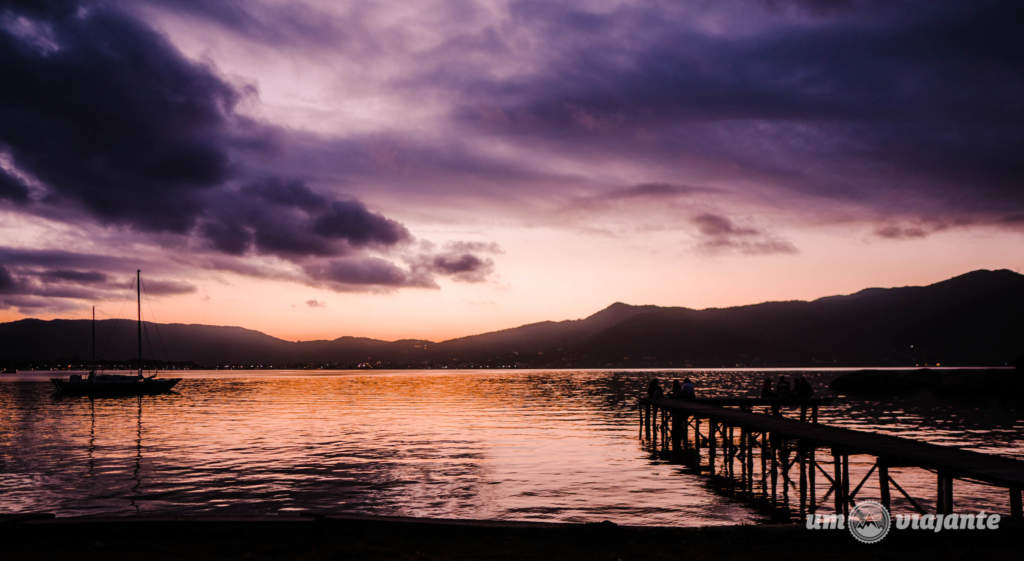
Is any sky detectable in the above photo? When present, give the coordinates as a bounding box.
[1,0,1022,342]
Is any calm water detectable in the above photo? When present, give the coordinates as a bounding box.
[1,369,1021,525]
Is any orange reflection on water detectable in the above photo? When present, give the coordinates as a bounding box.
[0,369,1021,524]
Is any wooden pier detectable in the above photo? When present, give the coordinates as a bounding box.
[638,396,1024,519]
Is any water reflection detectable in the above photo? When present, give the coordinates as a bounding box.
[0,369,1020,525]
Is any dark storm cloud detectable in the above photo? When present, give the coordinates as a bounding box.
[426,252,493,283]
[0,265,15,291]
[198,180,411,258]
[312,200,411,247]
[0,254,196,311]
[431,253,485,274]
[201,180,416,260]
[446,0,1024,226]
[0,0,499,302]
[68,0,1024,242]
[691,213,797,256]
[0,1,357,254]
[0,167,29,203]
[693,214,760,238]
[133,0,352,49]
[0,1,237,232]
[199,219,252,255]
[249,219,335,256]
[0,0,78,19]
[480,1,1023,127]
[0,246,134,270]
[241,178,327,211]
[301,247,499,290]
[38,269,108,284]
[305,258,436,290]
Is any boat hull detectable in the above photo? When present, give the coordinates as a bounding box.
[51,377,181,396]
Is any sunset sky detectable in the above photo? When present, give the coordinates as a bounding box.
[1,0,1022,342]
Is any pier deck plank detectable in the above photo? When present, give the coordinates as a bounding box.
[644,397,1024,489]
[691,397,834,407]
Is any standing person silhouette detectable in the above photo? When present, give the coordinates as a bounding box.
[646,378,664,399]
[669,380,683,398]
[681,378,695,399]
[795,374,814,399]
[777,375,792,397]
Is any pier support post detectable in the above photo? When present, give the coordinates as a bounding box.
[842,454,850,516]
[799,442,807,517]
[682,415,689,451]
[655,408,661,449]
[833,450,844,514]
[770,435,778,504]
[808,445,816,514]
[708,420,717,474]
[878,460,891,511]
[1011,488,1022,519]
[656,407,661,447]
[749,429,757,491]
[760,433,768,496]
[663,409,670,450]
[741,427,749,489]
[728,425,735,480]
[694,418,701,452]
[653,407,659,448]
[780,440,790,505]
[664,411,670,451]
[937,472,953,515]
[671,411,681,455]
[644,403,651,441]
[638,403,643,439]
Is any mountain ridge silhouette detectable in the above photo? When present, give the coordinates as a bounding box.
[2,269,1022,368]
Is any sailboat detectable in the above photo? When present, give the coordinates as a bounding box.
[52,270,181,396]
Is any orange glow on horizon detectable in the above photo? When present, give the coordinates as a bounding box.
[3,224,1021,344]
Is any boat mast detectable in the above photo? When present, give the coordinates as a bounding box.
[137,269,142,378]
[91,305,96,366]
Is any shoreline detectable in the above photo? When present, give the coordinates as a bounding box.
[4,365,1015,376]
[3,513,1021,560]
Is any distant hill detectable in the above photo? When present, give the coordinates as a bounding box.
[2,269,1023,368]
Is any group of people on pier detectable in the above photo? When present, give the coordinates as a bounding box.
[761,374,814,399]
[646,374,815,400]
[646,377,695,399]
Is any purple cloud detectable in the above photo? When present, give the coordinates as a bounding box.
[312,200,411,247]
[0,0,499,310]
[691,213,797,255]
[305,257,435,291]
[427,253,494,283]
[0,258,196,312]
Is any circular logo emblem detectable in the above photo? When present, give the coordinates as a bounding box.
[847,501,891,544]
